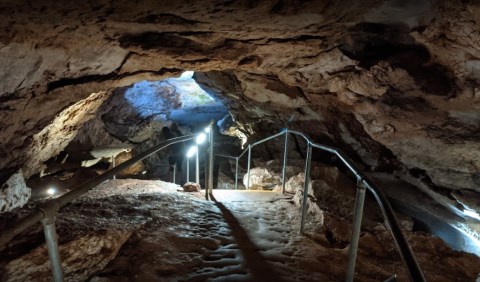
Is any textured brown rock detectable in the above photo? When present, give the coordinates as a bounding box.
[0,0,478,193]
[22,91,110,178]
[0,0,479,268]
[243,167,280,190]
[183,182,201,192]
[2,229,132,282]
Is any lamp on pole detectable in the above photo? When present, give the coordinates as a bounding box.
[195,133,207,185]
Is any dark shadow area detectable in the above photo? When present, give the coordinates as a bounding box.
[340,22,454,96]
[209,193,287,282]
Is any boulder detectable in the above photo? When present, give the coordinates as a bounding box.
[243,167,281,190]
[273,172,304,194]
[183,182,201,192]
[0,170,31,213]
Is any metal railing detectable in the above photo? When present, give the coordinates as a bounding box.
[215,129,425,282]
[0,128,425,282]
[0,134,195,282]
[215,154,240,190]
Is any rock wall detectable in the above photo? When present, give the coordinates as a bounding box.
[0,170,30,213]
[0,1,479,213]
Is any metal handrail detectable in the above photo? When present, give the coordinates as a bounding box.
[0,134,194,281]
[216,154,240,190]
[223,129,425,282]
[0,134,193,245]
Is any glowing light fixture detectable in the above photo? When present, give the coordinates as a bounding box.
[187,146,198,158]
[204,126,211,133]
[195,133,207,144]
[47,187,56,196]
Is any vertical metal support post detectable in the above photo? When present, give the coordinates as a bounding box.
[208,122,214,196]
[246,144,252,190]
[281,129,289,194]
[345,181,367,282]
[205,150,208,190]
[196,151,200,184]
[300,143,313,234]
[186,158,190,183]
[172,164,176,184]
[111,156,116,180]
[41,205,64,282]
[235,157,239,190]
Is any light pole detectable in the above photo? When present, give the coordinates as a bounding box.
[186,146,197,183]
[207,122,214,197]
[194,132,207,186]
[186,158,189,182]
[195,148,200,184]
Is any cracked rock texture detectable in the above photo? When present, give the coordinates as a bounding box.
[0,170,30,213]
[0,0,479,233]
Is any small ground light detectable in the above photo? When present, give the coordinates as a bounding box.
[195,133,206,144]
[47,187,56,195]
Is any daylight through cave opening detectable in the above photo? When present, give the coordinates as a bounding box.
[27,71,233,201]
[2,1,480,280]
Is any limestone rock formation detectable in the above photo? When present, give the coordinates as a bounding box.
[2,229,132,282]
[0,0,478,193]
[0,0,479,268]
[183,182,201,192]
[0,170,30,213]
[243,167,281,190]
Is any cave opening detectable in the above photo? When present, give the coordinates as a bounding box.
[2,1,480,280]
[27,71,235,201]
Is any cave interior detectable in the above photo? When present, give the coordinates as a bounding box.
[1,0,480,281]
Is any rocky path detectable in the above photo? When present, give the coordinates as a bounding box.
[3,180,480,282]
[91,187,349,282]
[183,190,345,282]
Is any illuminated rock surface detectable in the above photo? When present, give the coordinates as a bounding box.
[0,0,480,280]
[2,179,479,281]
[0,170,30,213]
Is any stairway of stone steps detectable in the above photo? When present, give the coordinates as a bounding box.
[180,190,346,282]
[89,188,348,281]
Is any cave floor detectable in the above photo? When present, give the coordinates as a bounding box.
[2,179,480,282]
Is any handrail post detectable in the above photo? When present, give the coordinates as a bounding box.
[112,155,116,180]
[246,144,252,190]
[205,150,208,192]
[172,164,176,184]
[235,157,239,190]
[346,180,367,282]
[186,157,190,183]
[300,142,313,234]
[281,129,289,194]
[196,150,200,185]
[208,121,214,196]
[40,203,64,282]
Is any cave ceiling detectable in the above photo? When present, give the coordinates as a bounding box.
[0,0,479,199]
